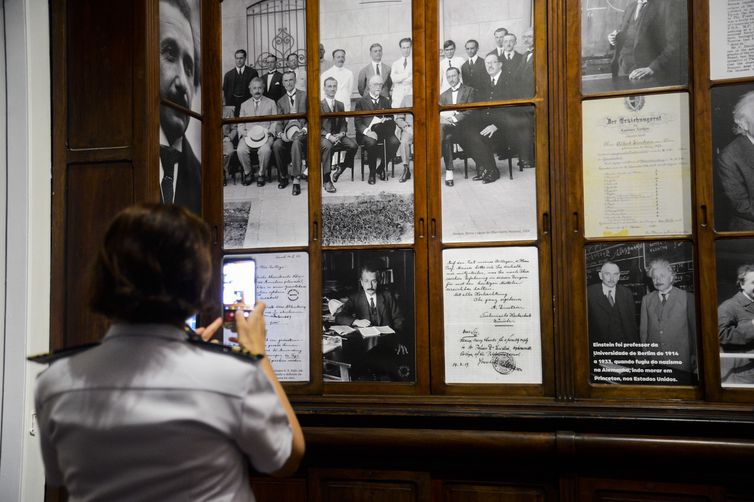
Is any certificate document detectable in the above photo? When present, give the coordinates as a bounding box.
[443,247,542,384]
[582,93,692,238]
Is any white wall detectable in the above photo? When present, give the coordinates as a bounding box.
[0,0,51,500]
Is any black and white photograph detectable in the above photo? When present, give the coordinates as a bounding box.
[159,0,203,216]
[160,106,202,216]
[580,0,688,95]
[715,239,754,388]
[222,0,306,118]
[586,241,698,386]
[440,104,536,243]
[439,0,534,103]
[319,0,412,111]
[320,107,414,246]
[712,83,754,232]
[160,0,202,114]
[322,250,415,383]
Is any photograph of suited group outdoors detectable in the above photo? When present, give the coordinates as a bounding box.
[438,0,537,243]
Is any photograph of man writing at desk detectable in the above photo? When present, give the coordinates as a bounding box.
[323,252,414,382]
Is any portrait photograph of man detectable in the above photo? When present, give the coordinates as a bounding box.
[712,83,754,232]
[221,0,309,248]
[715,239,754,388]
[159,0,202,215]
[580,0,688,94]
[322,250,415,383]
[586,242,697,386]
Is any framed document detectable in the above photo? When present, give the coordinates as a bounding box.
[582,93,692,238]
[709,0,754,81]
[443,246,542,384]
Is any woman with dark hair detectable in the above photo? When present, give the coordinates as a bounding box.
[34,203,304,501]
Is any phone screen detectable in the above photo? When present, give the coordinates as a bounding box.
[222,257,256,329]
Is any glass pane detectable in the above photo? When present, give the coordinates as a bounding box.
[322,250,416,383]
[581,0,688,94]
[586,241,698,386]
[222,252,310,382]
[319,0,413,111]
[443,246,542,384]
[223,118,308,248]
[321,113,414,246]
[441,105,536,243]
[160,0,202,113]
[222,0,307,117]
[715,239,754,388]
[439,0,534,103]
[159,106,201,215]
[582,93,692,238]
[712,82,754,232]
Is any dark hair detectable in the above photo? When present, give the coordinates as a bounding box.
[90,203,212,325]
[235,49,247,58]
[443,40,456,50]
[399,37,412,47]
[359,259,383,277]
[465,39,479,49]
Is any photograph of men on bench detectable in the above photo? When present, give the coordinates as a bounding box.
[322,250,415,383]
[221,0,309,248]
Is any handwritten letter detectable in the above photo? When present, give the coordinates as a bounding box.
[443,247,542,384]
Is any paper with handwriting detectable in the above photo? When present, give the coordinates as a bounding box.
[443,247,542,384]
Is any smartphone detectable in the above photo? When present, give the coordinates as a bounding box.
[222,256,256,330]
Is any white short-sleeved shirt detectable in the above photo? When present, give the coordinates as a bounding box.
[34,324,292,502]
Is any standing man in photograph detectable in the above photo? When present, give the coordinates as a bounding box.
[285,53,307,93]
[272,71,307,195]
[159,0,201,215]
[390,37,413,108]
[717,91,754,231]
[718,264,754,385]
[321,77,358,190]
[607,0,685,82]
[262,54,285,102]
[357,43,393,99]
[487,27,509,61]
[354,75,399,185]
[639,259,697,384]
[518,27,536,168]
[439,40,466,94]
[236,77,277,186]
[461,39,486,95]
[223,49,257,117]
[499,33,524,99]
[319,43,332,73]
[320,49,354,111]
[587,261,638,345]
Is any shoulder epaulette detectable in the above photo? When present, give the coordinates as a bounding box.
[184,326,264,362]
[27,343,100,364]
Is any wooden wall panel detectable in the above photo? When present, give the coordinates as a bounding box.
[439,482,547,502]
[67,0,133,149]
[250,477,307,501]
[64,162,134,346]
[309,469,431,502]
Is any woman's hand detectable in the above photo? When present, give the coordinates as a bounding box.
[196,317,223,342]
[234,301,268,356]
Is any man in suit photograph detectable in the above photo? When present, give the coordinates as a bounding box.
[236,77,277,186]
[262,54,285,102]
[439,66,491,186]
[487,27,509,61]
[159,0,201,215]
[321,77,358,191]
[587,261,638,345]
[357,43,392,99]
[272,71,307,195]
[285,53,307,93]
[334,260,408,380]
[718,264,754,385]
[717,91,754,231]
[461,39,486,95]
[499,33,525,99]
[607,0,686,83]
[320,49,354,111]
[518,27,535,169]
[354,75,400,185]
[319,43,332,73]
[222,49,257,117]
[639,259,697,384]
[390,37,413,108]
[440,40,466,94]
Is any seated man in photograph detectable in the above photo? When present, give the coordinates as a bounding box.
[236,77,277,186]
[354,75,399,185]
[357,43,392,99]
[461,39,486,95]
[394,113,413,183]
[222,49,258,117]
[320,49,354,111]
[717,91,754,231]
[272,71,307,195]
[334,260,408,380]
[439,66,491,186]
[320,77,358,190]
[439,40,466,94]
[222,104,238,186]
[718,264,754,385]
